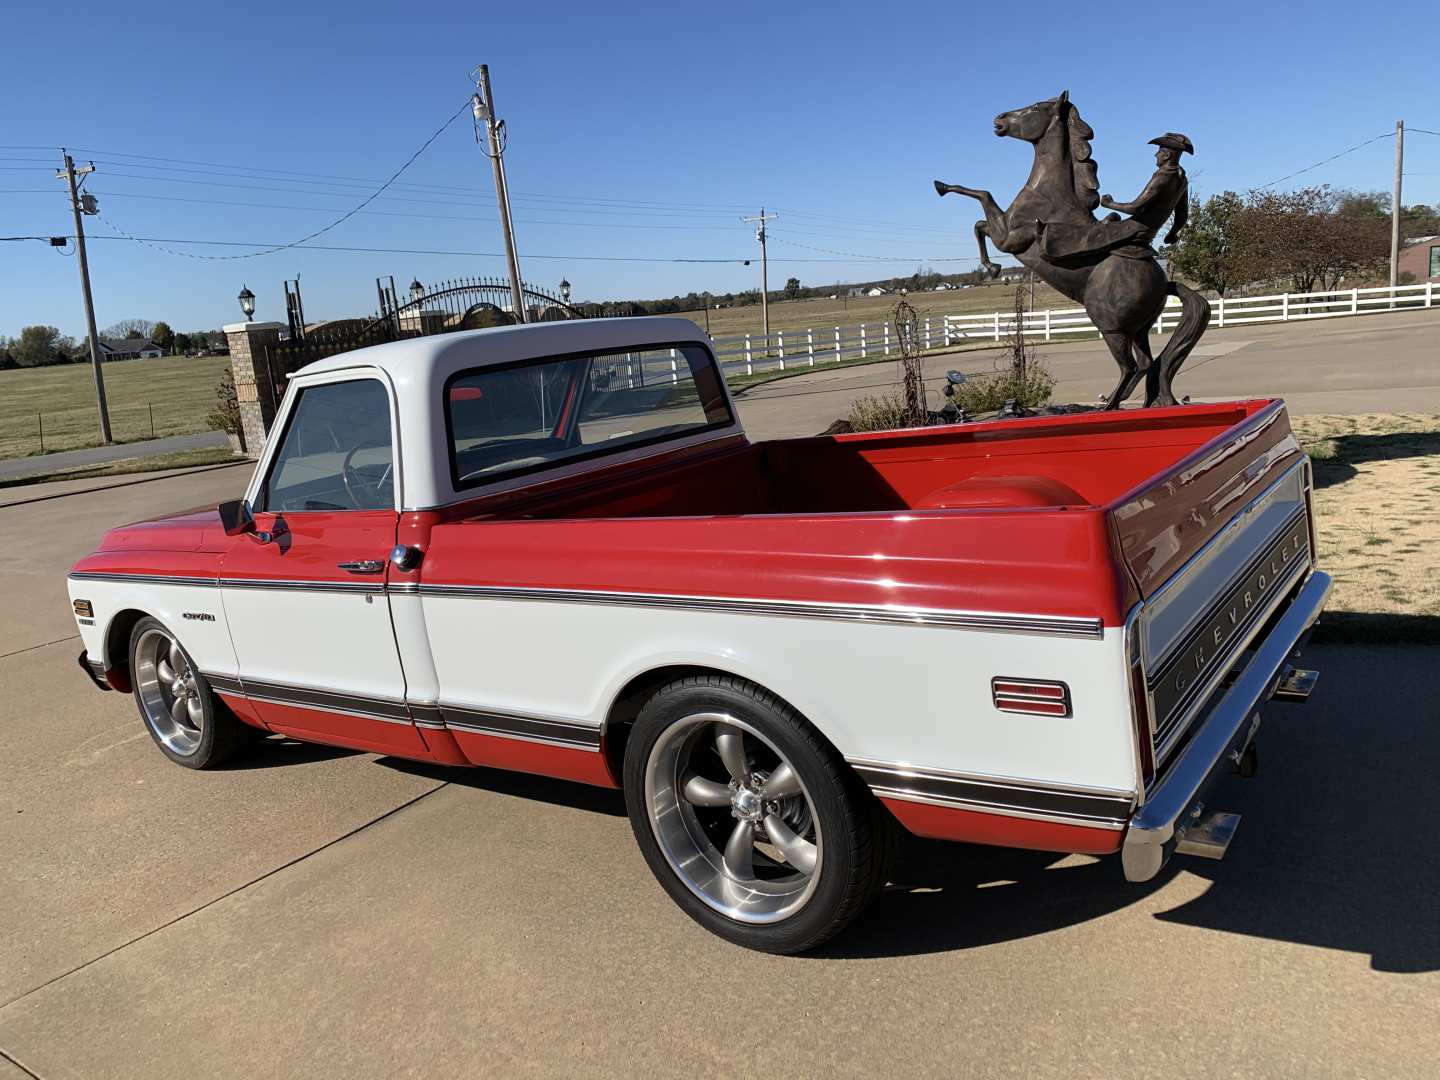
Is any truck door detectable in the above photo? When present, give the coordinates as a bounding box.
[220,372,427,757]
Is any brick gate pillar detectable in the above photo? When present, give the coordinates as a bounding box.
[223,321,286,458]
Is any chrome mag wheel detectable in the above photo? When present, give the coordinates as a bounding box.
[644,711,823,924]
[133,627,205,756]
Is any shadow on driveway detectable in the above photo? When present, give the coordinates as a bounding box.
[219,646,1434,971]
[820,643,1438,971]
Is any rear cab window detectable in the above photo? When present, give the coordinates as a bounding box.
[445,343,732,488]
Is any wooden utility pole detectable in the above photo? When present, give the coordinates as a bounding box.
[58,152,111,444]
[1389,120,1404,289]
[472,64,527,323]
[741,208,778,344]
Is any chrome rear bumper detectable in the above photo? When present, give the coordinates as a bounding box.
[1121,570,1332,883]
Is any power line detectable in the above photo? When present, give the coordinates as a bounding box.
[108,100,472,259]
[1256,132,1395,189]
[771,236,981,263]
[73,233,972,265]
[79,234,750,262]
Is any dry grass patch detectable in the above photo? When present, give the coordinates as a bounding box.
[1294,413,1440,641]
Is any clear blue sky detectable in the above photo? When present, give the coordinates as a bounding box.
[2,0,1437,340]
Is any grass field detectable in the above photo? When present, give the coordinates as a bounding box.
[672,279,1069,343]
[0,356,230,460]
[1296,413,1440,641]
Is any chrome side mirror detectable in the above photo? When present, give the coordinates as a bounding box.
[218,499,255,537]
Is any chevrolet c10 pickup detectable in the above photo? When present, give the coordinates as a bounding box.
[68,317,1331,952]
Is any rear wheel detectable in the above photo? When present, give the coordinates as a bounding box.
[129,617,247,769]
[623,675,891,953]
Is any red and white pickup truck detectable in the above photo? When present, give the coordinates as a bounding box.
[69,317,1330,952]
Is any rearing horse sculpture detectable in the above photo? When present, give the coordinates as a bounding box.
[935,92,1210,408]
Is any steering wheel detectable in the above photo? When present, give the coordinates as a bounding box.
[341,442,392,509]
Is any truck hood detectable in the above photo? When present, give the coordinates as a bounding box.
[94,504,229,553]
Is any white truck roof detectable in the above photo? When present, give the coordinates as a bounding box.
[277,316,741,511]
[294,317,711,382]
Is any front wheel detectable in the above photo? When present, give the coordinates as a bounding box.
[623,675,892,953]
[129,617,247,769]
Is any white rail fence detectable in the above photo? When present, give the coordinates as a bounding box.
[694,281,1436,380]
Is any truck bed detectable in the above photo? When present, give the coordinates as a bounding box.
[420,399,1304,623]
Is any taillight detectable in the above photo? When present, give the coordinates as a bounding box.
[991,677,1072,717]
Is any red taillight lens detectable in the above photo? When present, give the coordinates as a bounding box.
[991,677,1072,717]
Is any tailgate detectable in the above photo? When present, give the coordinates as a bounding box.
[1108,400,1313,773]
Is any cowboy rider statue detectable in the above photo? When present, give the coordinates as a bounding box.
[1035,133,1194,264]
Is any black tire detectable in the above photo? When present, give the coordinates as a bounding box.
[622,674,893,954]
[128,616,248,769]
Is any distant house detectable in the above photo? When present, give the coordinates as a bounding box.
[1399,236,1440,282]
[99,337,163,360]
[995,268,1028,284]
[931,283,952,291]
[864,286,887,297]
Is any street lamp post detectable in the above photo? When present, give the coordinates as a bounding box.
[559,278,571,304]
[237,286,256,322]
[409,278,425,305]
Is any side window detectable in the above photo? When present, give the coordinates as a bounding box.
[261,379,394,512]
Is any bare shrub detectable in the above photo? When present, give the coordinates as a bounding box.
[950,283,1055,414]
[847,392,912,432]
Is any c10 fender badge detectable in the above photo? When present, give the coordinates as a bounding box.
[182,612,217,622]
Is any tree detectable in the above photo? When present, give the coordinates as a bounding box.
[102,318,156,341]
[1238,186,1388,294]
[1169,191,1247,296]
[784,277,801,302]
[173,332,192,355]
[152,321,175,353]
[1402,202,1440,238]
[207,368,242,437]
[12,325,74,367]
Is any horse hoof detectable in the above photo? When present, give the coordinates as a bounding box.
[983,264,1001,280]
[934,180,949,196]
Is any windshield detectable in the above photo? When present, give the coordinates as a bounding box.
[446,342,732,488]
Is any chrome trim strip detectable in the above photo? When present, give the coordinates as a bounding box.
[439,705,601,750]
[848,759,1134,828]
[239,679,412,721]
[67,572,388,595]
[408,703,443,727]
[1123,571,1332,882]
[219,577,384,595]
[69,572,217,588]
[202,672,245,695]
[205,675,415,725]
[413,584,1105,638]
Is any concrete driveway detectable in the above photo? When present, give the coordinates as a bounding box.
[3,355,1438,1077]
[734,311,1440,438]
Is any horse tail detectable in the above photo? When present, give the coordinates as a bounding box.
[1152,281,1212,404]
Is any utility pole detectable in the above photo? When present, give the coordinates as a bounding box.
[472,64,527,323]
[742,208,778,343]
[1390,119,1404,289]
[58,152,111,444]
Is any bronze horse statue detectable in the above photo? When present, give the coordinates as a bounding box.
[935,92,1209,408]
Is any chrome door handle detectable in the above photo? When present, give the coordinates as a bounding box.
[338,560,385,574]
